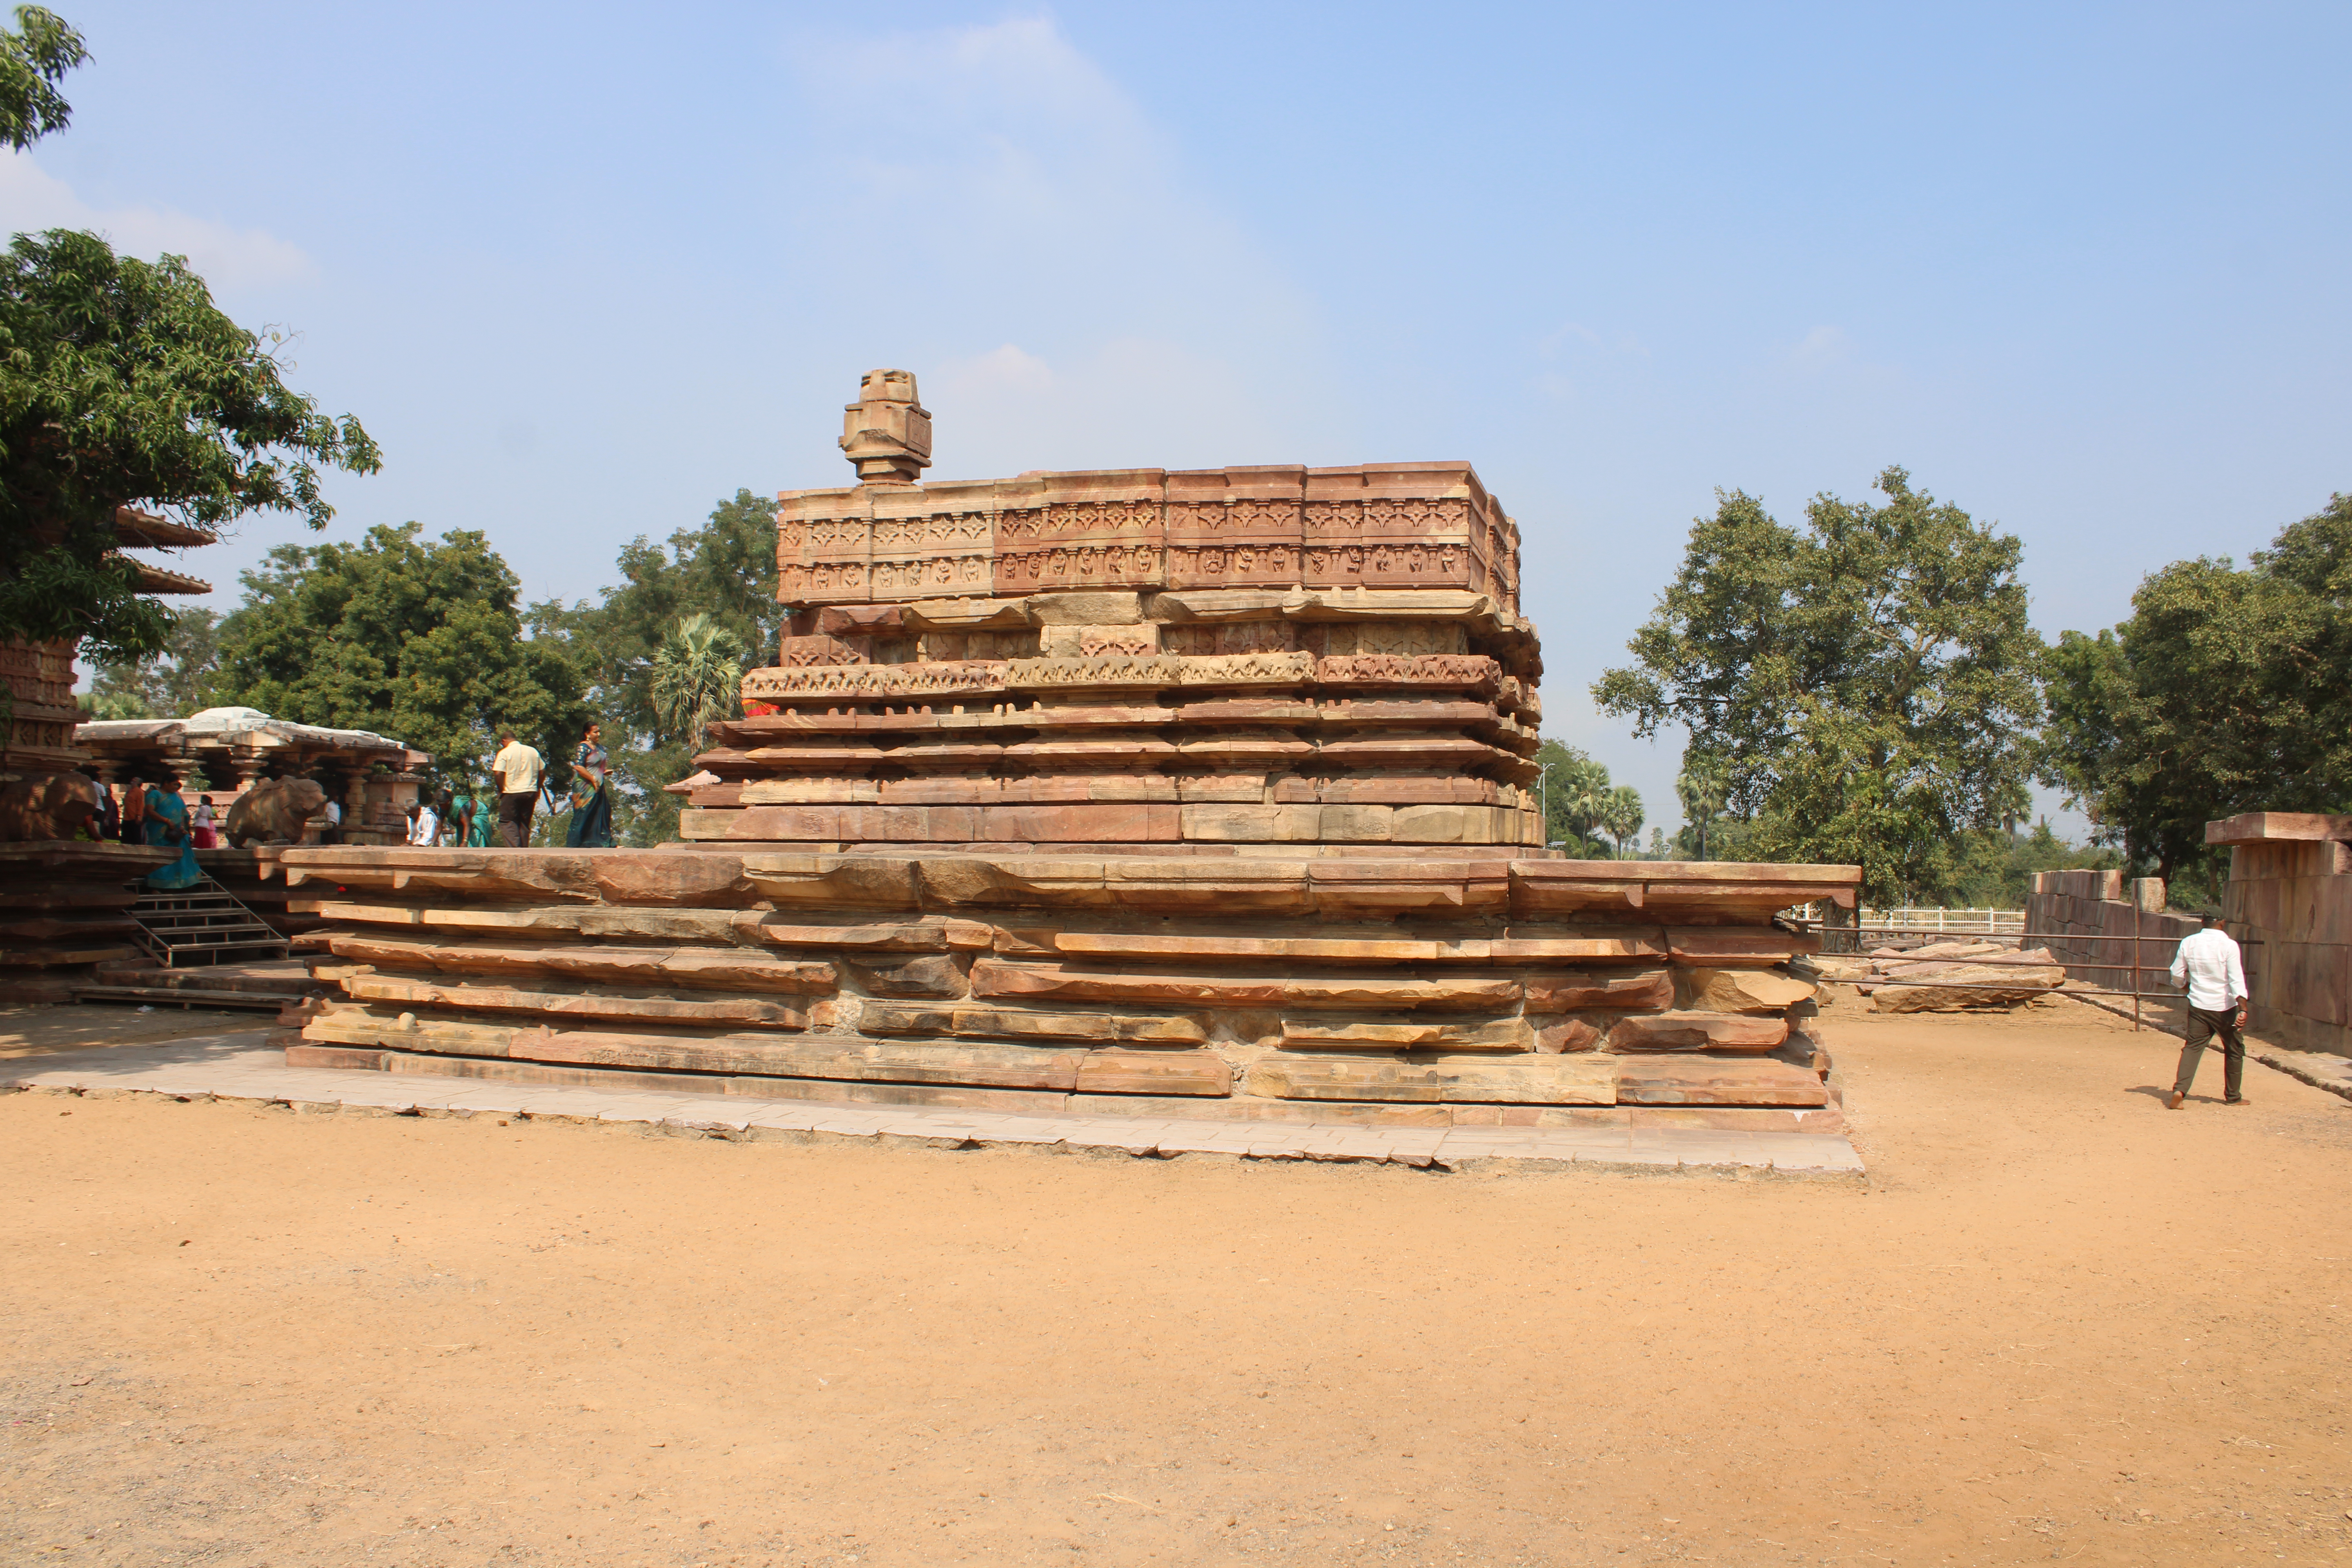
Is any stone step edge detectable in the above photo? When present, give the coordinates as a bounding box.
[283,1043,1849,1135]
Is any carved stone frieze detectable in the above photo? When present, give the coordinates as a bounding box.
[1314,654,1501,691]
[741,662,1009,702]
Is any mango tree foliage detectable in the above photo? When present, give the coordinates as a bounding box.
[1593,468,2043,905]
[209,523,584,788]
[2042,494,2352,882]
[0,230,381,661]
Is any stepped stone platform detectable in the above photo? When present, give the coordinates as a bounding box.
[277,847,1857,1133]
[272,371,1862,1140]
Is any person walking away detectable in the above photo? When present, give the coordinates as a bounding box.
[566,720,615,848]
[118,776,145,844]
[492,731,543,847]
[191,794,218,849]
[141,778,203,891]
[2167,909,2251,1109]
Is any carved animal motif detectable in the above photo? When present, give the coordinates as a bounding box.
[0,772,103,842]
[225,777,330,847]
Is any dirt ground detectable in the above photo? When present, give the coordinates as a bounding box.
[4,994,2350,1568]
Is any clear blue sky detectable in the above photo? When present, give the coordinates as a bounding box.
[10,2,2346,837]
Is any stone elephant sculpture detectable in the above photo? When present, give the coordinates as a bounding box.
[225,777,330,848]
[0,772,104,842]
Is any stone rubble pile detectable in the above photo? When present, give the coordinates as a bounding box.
[1812,938,2065,1013]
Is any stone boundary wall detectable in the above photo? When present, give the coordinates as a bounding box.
[2021,870,2199,995]
[2209,813,2352,1056]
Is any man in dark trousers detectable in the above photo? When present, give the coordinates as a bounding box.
[2167,909,2251,1109]
[490,730,543,848]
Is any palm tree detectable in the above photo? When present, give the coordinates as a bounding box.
[1563,762,1613,857]
[649,613,748,751]
[1675,759,1728,860]
[1604,784,1644,858]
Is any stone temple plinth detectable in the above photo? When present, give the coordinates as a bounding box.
[281,372,1862,1135]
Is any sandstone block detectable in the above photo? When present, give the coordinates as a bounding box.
[1178,803,1323,842]
[1027,591,1145,625]
[1073,1048,1231,1097]
[1666,928,1819,965]
[1247,1052,1614,1105]
[844,954,968,999]
[970,959,1517,1011]
[1532,1016,1600,1054]
[858,1002,1208,1044]
[1522,968,1673,1013]
[327,935,839,994]
[343,974,811,1031]
[1606,1011,1788,1053]
[739,856,922,907]
[1612,1056,1828,1107]
[1681,966,1817,1014]
[1278,1017,1526,1051]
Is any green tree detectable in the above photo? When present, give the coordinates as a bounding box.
[1944,821,2125,909]
[1595,468,2044,905]
[2041,494,2351,882]
[1674,755,1728,860]
[1603,784,1644,858]
[208,523,584,788]
[529,490,779,845]
[1532,740,1615,855]
[80,606,220,719]
[0,230,381,666]
[0,6,84,151]
[650,613,747,753]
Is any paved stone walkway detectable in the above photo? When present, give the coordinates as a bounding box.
[3,1033,1866,1176]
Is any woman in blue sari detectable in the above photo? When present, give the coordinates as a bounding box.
[565,721,615,848]
[142,777,204,891]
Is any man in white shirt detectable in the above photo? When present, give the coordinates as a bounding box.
[407,800,439,846]
[321,797,342,845]
[491,731,544,848]
[2167,910,2251,1109]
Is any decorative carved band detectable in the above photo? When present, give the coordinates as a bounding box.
[994,545,1164,588]
[1314,654,1501,691]
[742,662,1011,702]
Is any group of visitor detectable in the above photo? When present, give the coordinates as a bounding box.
[390,723,613,849]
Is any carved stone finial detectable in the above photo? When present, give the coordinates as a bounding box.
[839,368,932,484]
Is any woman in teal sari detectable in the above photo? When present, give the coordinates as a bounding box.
[467,789,495,847]
[564,721,615,848]
[141,778,203,891]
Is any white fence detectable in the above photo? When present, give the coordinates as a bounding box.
[1854,907,2025,935]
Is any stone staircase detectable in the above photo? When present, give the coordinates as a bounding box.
[67,876,318,1013]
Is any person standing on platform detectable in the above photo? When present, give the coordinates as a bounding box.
[2167,910,2251,1109]
[191,795,218,849]
[492,731,543,848]
[565,720,615,848]
[319,794,343,845]
[118,776,145,844]
[141,777,202,891]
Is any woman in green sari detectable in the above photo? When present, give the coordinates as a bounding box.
[141,778,203,891]
[468,789,495,847]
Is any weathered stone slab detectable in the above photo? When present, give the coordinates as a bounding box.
[1247,1053,1615,1105]
[1278,1017,1526,1051]
[858,1002,1207,1044]
[1521,968,1673,1012]
[1532,1016,1601,1054]
[1606,1011,1789,1053]
[343,974,810,1031]
[1682,966,1816,1014]
[325,935,840,994]
[969,958,1517,1010]
[1664,927,1819,965]
[1612,1055,1828,1107]
[1073,1048,1232,1096]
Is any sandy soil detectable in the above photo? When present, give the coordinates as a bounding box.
[4,994,2350,1568]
